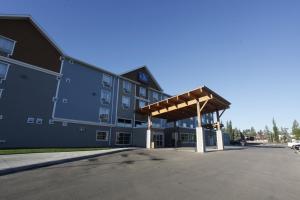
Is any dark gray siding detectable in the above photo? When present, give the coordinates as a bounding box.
[0,61,112,148]
[116,78,135,122]
[54,60,118,125]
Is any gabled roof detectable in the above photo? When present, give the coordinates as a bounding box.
[138,86,231,121]
[0,14,65,55]
[120,65,163,91]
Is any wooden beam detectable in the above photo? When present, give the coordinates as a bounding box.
[150,95,212,117]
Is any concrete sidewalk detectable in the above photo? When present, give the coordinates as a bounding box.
[0,148,136,175]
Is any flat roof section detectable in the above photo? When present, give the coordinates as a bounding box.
[138,86,231,122]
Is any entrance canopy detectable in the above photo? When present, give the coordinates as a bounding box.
[138,86,231,122]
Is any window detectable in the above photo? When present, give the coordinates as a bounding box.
[101,90,111,105]
[116,132,132,145]
[62,122,68,126]
[117,118,132,128]
[122,96,130,109]
[139,87,146,97]
[123,81,132,94]
[0,62,9,81]
[180,133,196,143]
[138,100,147,108]
[49,119,54,125]
[27,117,35,124]
[135,121,147,128]
[96,131,108,141]
[62,98,68,103]
[65,78,71,83]
[99,107,110,123]
[102,74,112,88]
[152,91,159,101]
[0,35,15,56]
[36,118,43,125]
[0,115,3,120]
[183,123,187,128]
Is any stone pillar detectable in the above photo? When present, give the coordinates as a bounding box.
[196,127,206,153]
[146,114,152,149]
[216,129,224,150]
[146,129,151,149]
[216,110,224,150]
[196,101,206,153]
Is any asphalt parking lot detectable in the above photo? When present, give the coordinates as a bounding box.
[0,145,299,200]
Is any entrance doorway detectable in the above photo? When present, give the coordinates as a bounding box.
[153,132,164,148]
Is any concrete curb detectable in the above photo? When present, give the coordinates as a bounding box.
[0,148,137,176]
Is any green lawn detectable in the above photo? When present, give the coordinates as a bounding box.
[0,148,108,155]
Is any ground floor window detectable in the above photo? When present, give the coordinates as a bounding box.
[117,118,132,128]
[96,131,108,141]
[116,132,132,145]
[180,133,195,143]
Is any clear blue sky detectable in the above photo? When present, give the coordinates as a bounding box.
[1,0,300,131]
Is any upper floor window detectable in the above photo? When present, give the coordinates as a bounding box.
[0,62,9,81]
[0,35,16,56]
[99,107,110,123]
[102,74,112,88]
[122,95,130,109]
[138,99,147,108]
[139,87,146,98]
[101,89,111,105]
[123,80,132,94]
[152,91,159,101]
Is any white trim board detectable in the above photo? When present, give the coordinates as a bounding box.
[0,55,60,76]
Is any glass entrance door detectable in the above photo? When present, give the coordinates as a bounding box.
[153,133,164,148]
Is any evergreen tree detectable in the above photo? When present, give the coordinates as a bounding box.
[272,118,279,143]
[292,120,299,136]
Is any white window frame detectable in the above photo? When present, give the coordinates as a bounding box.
[49,119,54,125]
[27,117,35,124]
[62,98,68,103]
[123,80,132,94]
[139,87,146,98]
[36,118,43,125]
[99,107,110,123]
[101,89,111,105]
[0,61,10,82]
[115,132,132,145]
[96,130,109,141]
[121,95,130,109]
[102,73,112,89]
[0,35,16,56]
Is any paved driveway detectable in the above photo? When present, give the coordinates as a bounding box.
[0,145,299,200]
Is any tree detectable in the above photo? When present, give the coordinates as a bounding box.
[292,120,299,136]
[225,120,234,140]
[250,127,256,137]
[272,118,279,143]
[264,126,273,142]
[294,129,300,140]
[280,127,289,143]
